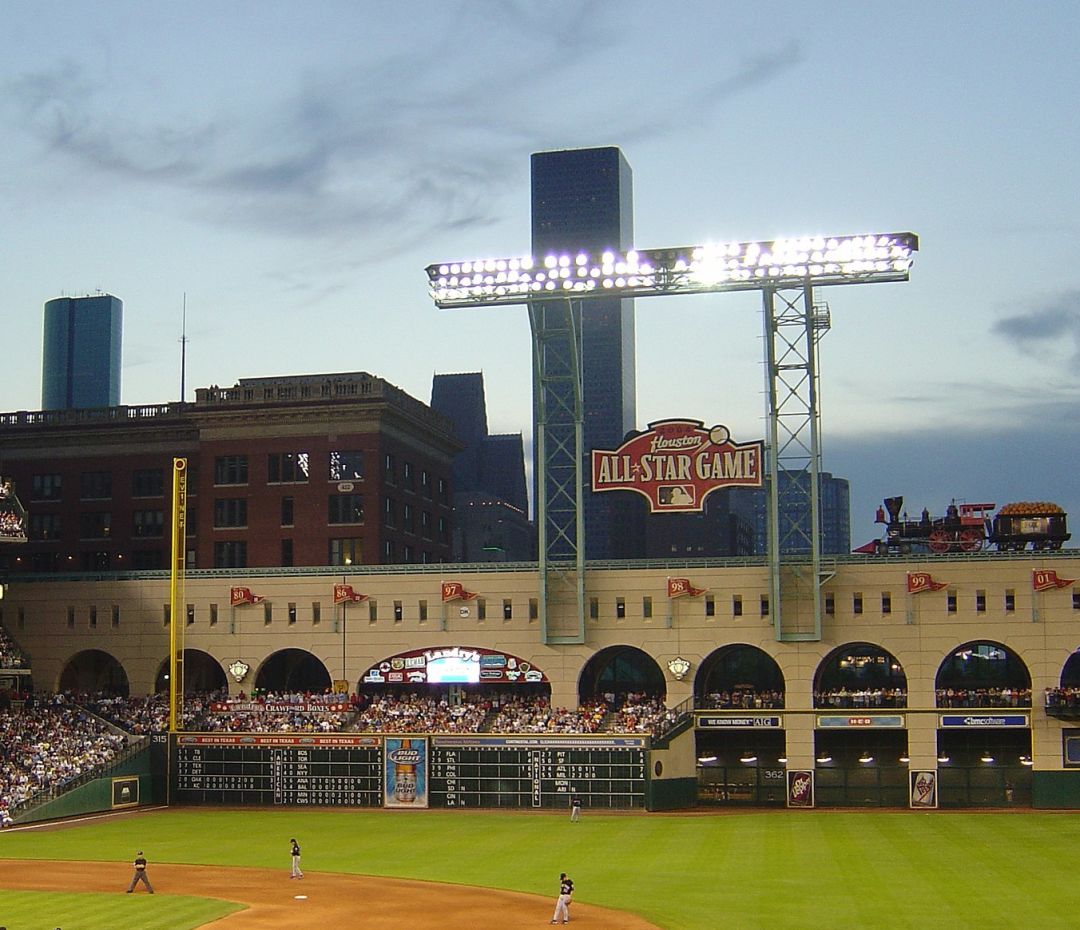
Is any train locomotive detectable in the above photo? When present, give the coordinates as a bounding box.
[862,496,1070,554]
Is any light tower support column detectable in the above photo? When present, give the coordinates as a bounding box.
[764,284,833,641]
[529,298,586,643]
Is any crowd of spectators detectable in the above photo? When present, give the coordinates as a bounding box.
[607,693,680,733]
[1044,688,1080,709]
[935,687,1031,708]
[0,694,129,826]
[814,688,907,708]
[702,689,785,710]
[352,691,489,733]
[0,624,28,670]
[181,690,358,733]
[487,694,607,734]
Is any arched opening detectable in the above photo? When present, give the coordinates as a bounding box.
[935,641,1031,707]
[695,644,785,709]
[253,649,332,694]
[934,641,1033,807]
[814,642,908,708]
[693,644,787,807]
[578,646,665,704]
[154,650,228,693]
[58,649,129,695]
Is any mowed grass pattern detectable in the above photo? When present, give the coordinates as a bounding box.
[2,808,1079,929]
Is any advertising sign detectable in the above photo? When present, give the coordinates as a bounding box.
[361,646,547,686]
[938,714,1029,728]
[816,715,905,728]
[384,737,428,809]
[696,715,783,729]
[591,419,763,512]
[910,770,938,808]
[787,770,814,808]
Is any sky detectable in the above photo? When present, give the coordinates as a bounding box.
[2,0,1079,545]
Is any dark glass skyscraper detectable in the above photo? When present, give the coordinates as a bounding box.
[531,147,637,560]
[41,294,123,410]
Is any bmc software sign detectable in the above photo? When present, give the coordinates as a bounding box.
[591,419,763,512]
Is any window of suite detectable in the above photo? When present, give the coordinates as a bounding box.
[268,452,310,483]
[214,455,248,486]
[329,451,363,481]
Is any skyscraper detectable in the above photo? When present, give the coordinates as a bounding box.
[41,294,123,410]
[531,147,637,560]
[431,372,532,562]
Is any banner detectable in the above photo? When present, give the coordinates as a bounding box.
[441,581,478,602]
[1033,569,1076,592]
[667,577,707,598]
[384,737,429,809]
[333,583,368,604]
[787,770,814,808]
[591,418,764,512]
[907,572,947,594]
[910,770,937,809]
[230,586,264,606]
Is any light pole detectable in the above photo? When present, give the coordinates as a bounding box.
[426,233,917,642]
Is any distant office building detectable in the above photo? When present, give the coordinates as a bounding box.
[531,147,638,560]
[1,372,457,572]
[42,294,123,410]
[644,488,757,559]
[431,372,532,562]
[751,472,851,555]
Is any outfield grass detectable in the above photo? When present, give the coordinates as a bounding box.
[3,808,1079,929]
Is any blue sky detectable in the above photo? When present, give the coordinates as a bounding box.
[2,1,1078,543]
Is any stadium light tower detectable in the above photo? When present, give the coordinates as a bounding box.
[426,232,918,643]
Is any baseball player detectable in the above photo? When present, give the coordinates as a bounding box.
[290,838,303,879]
[125,851,154,893]
[550,872,573,924]
[569,792,582,822]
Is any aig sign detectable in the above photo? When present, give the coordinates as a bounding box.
[591,419,763,512]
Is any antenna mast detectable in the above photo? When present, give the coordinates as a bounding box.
[180,294,188,404]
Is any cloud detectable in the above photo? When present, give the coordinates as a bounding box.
[2,4,803,247]
[993,291,1080,368]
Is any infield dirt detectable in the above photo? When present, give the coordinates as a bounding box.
[2,860,663,929]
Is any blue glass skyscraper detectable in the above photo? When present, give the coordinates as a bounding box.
[531,147,637,560]
[41,294,123,410]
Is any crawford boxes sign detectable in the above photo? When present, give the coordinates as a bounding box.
[591,419,763,512]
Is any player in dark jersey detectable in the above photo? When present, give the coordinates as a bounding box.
[550,872,573,923]
[126,851,154,893]
[290,838,304,879]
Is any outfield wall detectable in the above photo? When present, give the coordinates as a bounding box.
[4,553,1080,809]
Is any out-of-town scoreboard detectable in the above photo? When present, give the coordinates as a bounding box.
[170,734,648,809]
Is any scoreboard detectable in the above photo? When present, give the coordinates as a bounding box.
[173,734,382,806]
[428,736,648,809]
[170,733,648,810]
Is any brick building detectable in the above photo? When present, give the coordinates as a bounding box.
[0,372,459,572]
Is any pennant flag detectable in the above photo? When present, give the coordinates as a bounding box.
[230,586,265,606]
[667,577,708,598]
[333,583,369,604]
[441,581,478,602]
[1033,569,1076,592]
[907,572,947,595]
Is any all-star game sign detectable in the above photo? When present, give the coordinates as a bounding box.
[591,419,763,512]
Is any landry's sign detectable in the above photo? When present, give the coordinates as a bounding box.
[591,419,763,512]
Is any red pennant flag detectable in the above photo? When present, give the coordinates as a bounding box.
[1033,569,1076,592]
[230,586,265,606]
[667,577,708,598]
[333,583,369,604]
[441,581,478,602]
[907,572,947,595]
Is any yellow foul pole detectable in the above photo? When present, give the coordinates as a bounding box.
[169,457,188,732]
